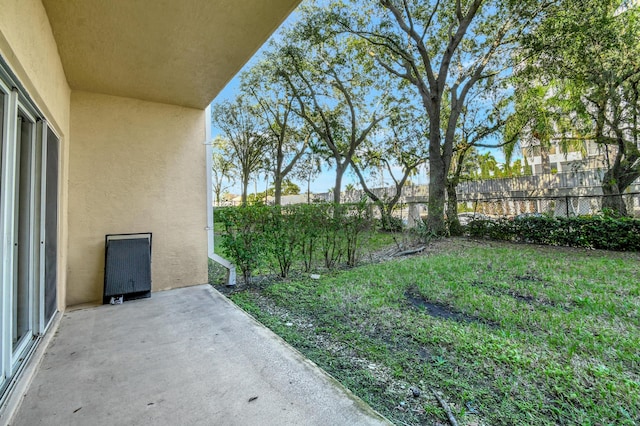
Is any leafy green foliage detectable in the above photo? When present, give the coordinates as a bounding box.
[211,98,269,205]
[379,215,404,233]
[267,206,301,278]
[269,3,388,205]
[467,215,640,251]
[293,204,326,272]
[338,201,373,267]
[515,0,640,215]
[248,180,302,204]
[217,203,375,282]
[211,136,236,205]
[332,0,554,234]
[218,205,271,282]
[213,206,233,224]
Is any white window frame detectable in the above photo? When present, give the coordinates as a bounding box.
[0,84,19,389]
[0,76,11,390]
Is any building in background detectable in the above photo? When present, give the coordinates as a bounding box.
[520,139,614,175]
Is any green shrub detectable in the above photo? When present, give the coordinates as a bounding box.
[380,215,404,232]
[466,219,491,238]
[342,201,373,267]
[213,206,233,224]
[293,204,325,272]
[218,205,270,282]
[466,215,640,251]
[218,203,377,282]
[267,206,302,278]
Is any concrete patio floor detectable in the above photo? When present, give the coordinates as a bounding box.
[9,285,391,425]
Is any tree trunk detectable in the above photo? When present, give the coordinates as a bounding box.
[601,170,628,216]
[254,179,258,202]
[445,144,471,235]
[600,136,639,216]
[379,203,398,231]
[334,165,345,204]
[274,149,284,206]
[427,154,447,236]
[241,174,249,205]
[274,175,282,206]
[446,179,462,236]
[541,144,551,174]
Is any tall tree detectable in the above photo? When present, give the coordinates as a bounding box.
[295,143,324,203]
[211,136,236,206]
[273,6,387,204]
[334,0,553,234]
[211,97,268,204]
[241,61,308,206]
[517,0,640,215]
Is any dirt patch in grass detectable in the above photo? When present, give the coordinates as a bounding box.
[405,292,455,319]
[469,275,570,313]
[404,288,493,327]
[514,273,544,282]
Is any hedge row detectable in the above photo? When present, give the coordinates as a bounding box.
[217,203,374,282]
[466,215,640,251]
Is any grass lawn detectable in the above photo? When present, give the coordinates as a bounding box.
[214,238,640,426]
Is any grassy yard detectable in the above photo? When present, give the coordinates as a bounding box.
[212,238,639,425]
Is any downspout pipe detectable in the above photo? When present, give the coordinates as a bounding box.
[205,105,236,286]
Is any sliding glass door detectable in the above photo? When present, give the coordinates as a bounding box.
[0,70,59,398]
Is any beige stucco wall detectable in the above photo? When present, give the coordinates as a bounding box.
[2,0,212,309]
[0,0,70,132]
[67,91,208,306]
[0,0,71,310]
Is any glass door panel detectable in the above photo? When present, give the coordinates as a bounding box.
[43,127,58,325]
[12,110,34,352]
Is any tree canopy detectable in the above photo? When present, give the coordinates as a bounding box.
[515,0,640,215]
[210,0,640,221]
[328,0,554,233]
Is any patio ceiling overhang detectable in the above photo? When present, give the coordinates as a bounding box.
[41,0,301,109]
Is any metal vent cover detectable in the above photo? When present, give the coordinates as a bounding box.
[103,233,152,304]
